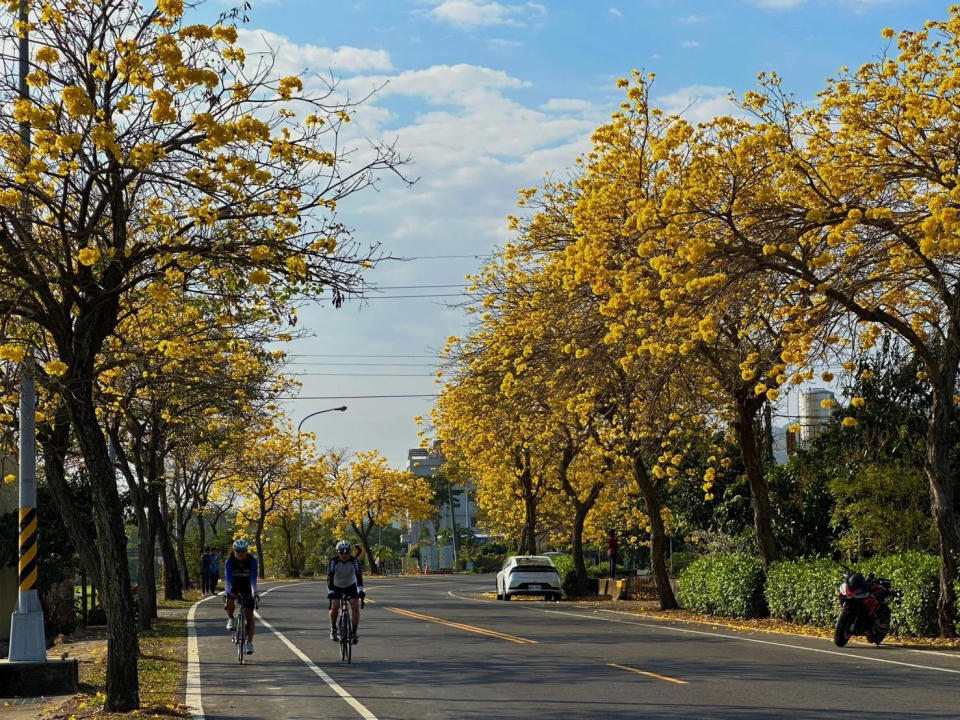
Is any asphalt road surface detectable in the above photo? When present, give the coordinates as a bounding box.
[188,574,960,719]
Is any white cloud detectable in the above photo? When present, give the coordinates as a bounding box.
[540,98,594,113]
[345,63,530,106]
[487,37,524,49]
[429,1,524,28]
[679,14,706,23]
[609,7,623,17]
[236,28,393,74]
[681,40,700,48]
[655,84,741,124]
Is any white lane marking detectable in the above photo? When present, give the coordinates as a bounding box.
[187,594,219,720]
[446,589,960,676]
[908,648,960,659]
[255,611,378,720]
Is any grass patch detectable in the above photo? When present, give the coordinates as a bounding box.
[156,588,203,608]
[55,616,189,720]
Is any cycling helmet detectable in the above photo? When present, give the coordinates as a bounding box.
[233,538,249,552]
[336,540,352,554]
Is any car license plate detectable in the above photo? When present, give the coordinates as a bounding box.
[529,584,541,590]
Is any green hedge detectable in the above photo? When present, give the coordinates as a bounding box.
[676,551,960,636]
[765,553,954,637]
[858,553,940,637]
[766,558,842,628]
[678,554,767,618]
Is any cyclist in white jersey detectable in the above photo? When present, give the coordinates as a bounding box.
[327,540,364,643]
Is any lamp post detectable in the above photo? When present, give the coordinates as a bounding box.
[296,406,347,565]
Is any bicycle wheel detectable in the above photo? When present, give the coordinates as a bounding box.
[237,616,246,664]
[339,610,351,663]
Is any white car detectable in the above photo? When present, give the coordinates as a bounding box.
[496,555,562,601]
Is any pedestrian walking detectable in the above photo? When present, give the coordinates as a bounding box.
[200,547,212,594]
[209,550,220,594]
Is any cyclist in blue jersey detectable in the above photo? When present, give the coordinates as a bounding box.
[225,539,259,654]
[328,540,364,644]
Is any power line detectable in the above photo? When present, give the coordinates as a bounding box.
[285,354,438,358]
[371,284,467,290]
[346,293,470,299]
[277,394,440,399]
[291,373,435,377]
[396,254,487,260]
[289,362,438,366]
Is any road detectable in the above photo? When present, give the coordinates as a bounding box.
[188,574,960,719]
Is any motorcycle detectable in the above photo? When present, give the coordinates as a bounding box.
[834,564,899,647]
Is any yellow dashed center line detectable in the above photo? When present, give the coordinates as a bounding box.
[608,662,688,685]
[386,606,537,644]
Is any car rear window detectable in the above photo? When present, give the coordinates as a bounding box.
[511,558,558,572]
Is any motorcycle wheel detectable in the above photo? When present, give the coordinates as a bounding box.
[834,606,855,647]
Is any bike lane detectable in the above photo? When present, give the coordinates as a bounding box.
[190,581,377,720]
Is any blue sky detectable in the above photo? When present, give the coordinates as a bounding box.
[202,0,950,467]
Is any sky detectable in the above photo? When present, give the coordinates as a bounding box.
[193,0,951,467]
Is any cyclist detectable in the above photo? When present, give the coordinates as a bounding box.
[224,539,259,655]
[328,539,364,644]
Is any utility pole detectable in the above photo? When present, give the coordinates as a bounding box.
[9,353,45,659]
[447,479,458,572]
[7,0,45,661]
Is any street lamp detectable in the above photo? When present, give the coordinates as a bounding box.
[296,406,347,555]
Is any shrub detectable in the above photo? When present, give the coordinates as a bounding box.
[766,558,842,627]
[549,554,575,596]
[473,553,505,573]
[678,553,767,618]
[766,553,951,637]
[859,552,940,637]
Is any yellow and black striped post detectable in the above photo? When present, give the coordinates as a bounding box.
[9,352,46,661]
[18,506,38,592]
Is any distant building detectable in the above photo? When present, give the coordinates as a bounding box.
[799,388,836,445]
[402,441,478,569]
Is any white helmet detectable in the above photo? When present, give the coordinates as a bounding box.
[336,540,352,554]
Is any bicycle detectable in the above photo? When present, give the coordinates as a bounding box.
[331,593,364,664]
[227,593,259,664]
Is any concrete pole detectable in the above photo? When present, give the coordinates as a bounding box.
[9,353,46,661]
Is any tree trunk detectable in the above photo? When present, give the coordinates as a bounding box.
[515,450,538,555]
[521,489,538,555]
[571,505,589,595]
[154,492,183,600]
[176,515,191,590]
[927,380,959,637]
[733,399,778,571]
[136,510,158,630]
[256,522,266,579]
[40,407,102,589]
[353,521,376,575]
[69,394,139,711]
[633,453,678,610]
[557,437,601,596]
[197,512,206,558]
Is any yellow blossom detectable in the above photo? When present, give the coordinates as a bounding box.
[78,247,101,266]
[0,345,25,363]
[44,360,68,376]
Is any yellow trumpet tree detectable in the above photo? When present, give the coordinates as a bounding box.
[676,12,960,633]
[319,450,434,571]
[0,0,408,704]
